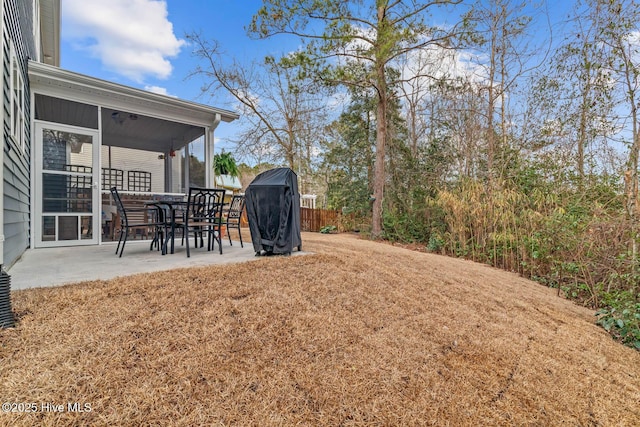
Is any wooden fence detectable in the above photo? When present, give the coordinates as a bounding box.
[240,207,341,232]
[300,207,340,232]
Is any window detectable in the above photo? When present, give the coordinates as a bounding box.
[10,41,25,152]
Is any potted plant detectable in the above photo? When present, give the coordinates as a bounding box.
[213,151,242,194]
[213,151,239,177]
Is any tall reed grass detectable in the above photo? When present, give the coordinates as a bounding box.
[366,166,639,347]
[383,175,639,348]
[429,178,634,306]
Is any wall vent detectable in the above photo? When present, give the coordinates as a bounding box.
[0,270,15,328]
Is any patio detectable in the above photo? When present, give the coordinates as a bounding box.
[7,237,282,290]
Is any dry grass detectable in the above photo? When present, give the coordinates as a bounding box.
[1,232,639,426]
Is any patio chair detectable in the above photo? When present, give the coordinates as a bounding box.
[110,187,164,257]
[226,194,246,248]
[181,187,226,257]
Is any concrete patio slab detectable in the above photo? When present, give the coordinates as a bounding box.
[7,239,276,290]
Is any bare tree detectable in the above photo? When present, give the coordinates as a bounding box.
[598,0,640,266]
[463,0,548,184]
[187,34,329,193]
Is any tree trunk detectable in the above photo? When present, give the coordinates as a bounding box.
[372,76,388,238]
[486,12,497,188]
[371,3,389,239]
[625,106,639,273]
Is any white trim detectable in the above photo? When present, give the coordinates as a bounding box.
[97,105,103,243]
[30,63,36,250]
[205,114,222,188]
[32,0,41,61]
[205,127,213,188]
[28,61,238,127]
[9,40,26,153]
[94,105,103,245]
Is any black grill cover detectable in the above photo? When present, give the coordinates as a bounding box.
[245,167,302,255]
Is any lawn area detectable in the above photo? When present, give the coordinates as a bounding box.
[1,232,639,426]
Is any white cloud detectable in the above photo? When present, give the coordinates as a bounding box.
[62,0,185,83]
[143,85,176,97]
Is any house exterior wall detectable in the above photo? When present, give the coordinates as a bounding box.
[3,0,37,268]
[97,146,167,193]
[72,145,186,194]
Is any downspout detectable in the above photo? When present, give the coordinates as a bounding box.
[205,113,221,188]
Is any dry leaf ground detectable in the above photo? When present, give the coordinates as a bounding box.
[1,232,639,426]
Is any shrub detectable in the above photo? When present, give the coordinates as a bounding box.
[596,296,640,350]
[319,225,337,234]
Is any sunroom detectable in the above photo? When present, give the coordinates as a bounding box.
[28,61,238,248]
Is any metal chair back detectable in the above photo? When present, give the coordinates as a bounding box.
[110,187,163,257]
[183,187,226,256]
[226,195,246,248]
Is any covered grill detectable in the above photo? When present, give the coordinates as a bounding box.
[245,167,302,256]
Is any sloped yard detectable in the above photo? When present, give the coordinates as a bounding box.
[1,233,639,426]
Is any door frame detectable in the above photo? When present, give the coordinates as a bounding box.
[33,121,101,247]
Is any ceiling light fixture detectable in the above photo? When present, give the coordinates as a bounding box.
[111,111,124,125]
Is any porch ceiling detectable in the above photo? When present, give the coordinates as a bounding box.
[101,107,204,152]
[28,61,239,152]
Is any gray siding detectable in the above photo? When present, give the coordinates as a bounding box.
[3,0,36,268]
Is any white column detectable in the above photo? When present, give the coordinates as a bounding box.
[205,113,221,188]
[97,106,103,244]
[204,127,212,188]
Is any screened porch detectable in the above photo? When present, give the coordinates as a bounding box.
[29,61,238,247]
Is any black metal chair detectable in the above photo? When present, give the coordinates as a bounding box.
[110,187,164,257]
[226,194,246,248]
[181,187,226,257]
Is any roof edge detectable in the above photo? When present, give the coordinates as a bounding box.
[28,61,239,123]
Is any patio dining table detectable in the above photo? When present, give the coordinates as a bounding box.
[147,200,188,255]
[151,199,229,255]
[148,188,230,256]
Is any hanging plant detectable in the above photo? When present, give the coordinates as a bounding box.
[213,151,239,177]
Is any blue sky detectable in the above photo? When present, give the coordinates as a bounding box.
[61,0,297,154]
[60,0,573,159]
[61,0,283,98]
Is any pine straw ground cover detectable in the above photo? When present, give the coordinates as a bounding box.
[1,233,639,426]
